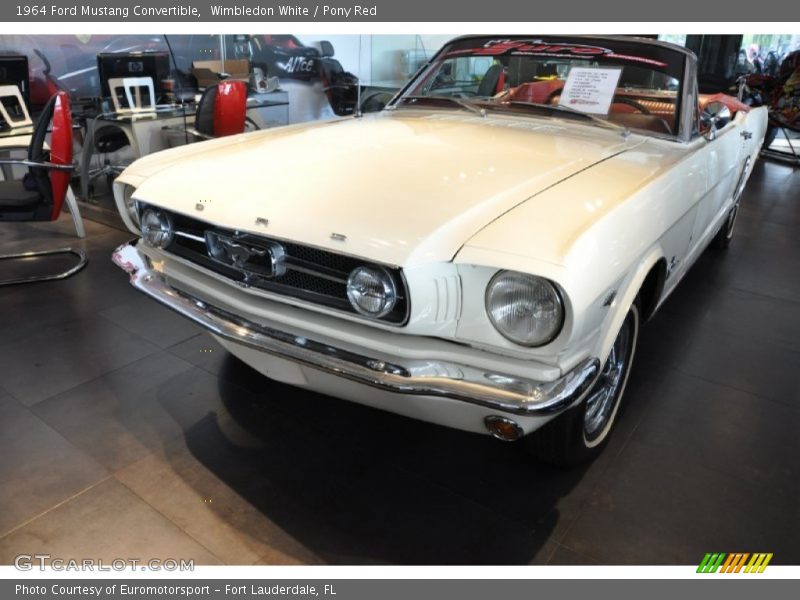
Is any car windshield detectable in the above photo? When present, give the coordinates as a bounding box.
[397,36,688,138]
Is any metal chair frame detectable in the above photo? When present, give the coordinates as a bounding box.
[0,247,87,286]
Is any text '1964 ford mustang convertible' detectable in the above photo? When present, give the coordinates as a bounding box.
[112,36,767,465]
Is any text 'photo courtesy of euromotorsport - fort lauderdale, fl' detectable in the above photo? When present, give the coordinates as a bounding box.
[15,584,327,597]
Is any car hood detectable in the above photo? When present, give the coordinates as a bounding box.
[127,110,644,266]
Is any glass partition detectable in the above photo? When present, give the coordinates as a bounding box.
[366,35,451,89]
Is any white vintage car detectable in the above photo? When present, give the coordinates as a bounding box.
[112,36,767,464]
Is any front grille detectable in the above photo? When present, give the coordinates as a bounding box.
[148,206,409,324]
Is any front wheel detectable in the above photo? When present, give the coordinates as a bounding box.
[525,303,639,466]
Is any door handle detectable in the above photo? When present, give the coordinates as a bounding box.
[740,130,753,140]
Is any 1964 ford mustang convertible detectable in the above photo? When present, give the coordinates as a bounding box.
[112,36,767,464]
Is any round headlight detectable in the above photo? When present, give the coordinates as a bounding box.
[140,208,174,249]
[485,271,564,346]
[346,266,397,318]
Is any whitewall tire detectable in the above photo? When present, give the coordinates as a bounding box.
[525,302,640,466]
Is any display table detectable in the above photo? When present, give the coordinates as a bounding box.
[78,93,291,213]
[245,91,290,129]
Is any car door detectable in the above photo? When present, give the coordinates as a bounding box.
[658,111,742,293]
[690,119,743,251]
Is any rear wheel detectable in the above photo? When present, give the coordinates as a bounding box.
[712,203,739,249]
[525,302,639,466]
[713,154,752,250]
[762,125,778,150]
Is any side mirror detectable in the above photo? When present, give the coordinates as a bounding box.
[318,41,335,58]
[700,101,732,141]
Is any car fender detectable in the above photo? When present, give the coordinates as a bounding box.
[593,245,665,364]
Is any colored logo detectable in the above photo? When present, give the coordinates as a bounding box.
[697,553,773,573]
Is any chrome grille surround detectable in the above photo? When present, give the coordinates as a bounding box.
[139,204,409,325]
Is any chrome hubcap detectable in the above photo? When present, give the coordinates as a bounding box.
[583,313,633,440]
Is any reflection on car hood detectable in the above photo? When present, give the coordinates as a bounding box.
[127,110,645,266]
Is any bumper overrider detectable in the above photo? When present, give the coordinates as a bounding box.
[112,241,601,438]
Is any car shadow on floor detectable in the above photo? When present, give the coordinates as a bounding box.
[173,353,598,565]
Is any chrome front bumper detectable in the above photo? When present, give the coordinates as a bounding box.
[112,241,600,417]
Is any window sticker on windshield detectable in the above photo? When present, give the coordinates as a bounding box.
[558,67,623,114]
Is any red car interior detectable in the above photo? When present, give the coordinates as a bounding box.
[500,78,750,136]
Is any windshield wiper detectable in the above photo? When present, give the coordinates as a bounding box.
[505,101,630,137]
[395,95,487,117]
[394,96,631,137]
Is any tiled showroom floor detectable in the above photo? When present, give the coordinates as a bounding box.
[0,159,798,565]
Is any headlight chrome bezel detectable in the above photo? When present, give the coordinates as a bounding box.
[346,265,398,319]
[123,184,139,228]
[140,208,175,249]
[485,270,565,347]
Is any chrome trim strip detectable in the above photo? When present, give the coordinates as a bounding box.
[283,260,348,284]
[143,201,404,269]
[0,158,75,171]
[155,204,411,324]
[680,53,698,143]
[174,230,206,243]
[113,242,601,416]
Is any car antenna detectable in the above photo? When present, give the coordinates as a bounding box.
[355,35,363,118]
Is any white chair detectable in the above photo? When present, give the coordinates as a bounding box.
[0,86,35,191]
[0,84,33,128]
[108,77,156,113]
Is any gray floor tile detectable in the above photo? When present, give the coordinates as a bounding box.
[527,540,559,565]
[630,371,800,501]
[678,329,800,408]
[167,334,267,394]
[32,352,234,472]
[174,394,558,565]
[167,334,227,373]
[101,298,202,349]
[659,282,800,354]
[704,240,800,305]
[0,478,220,565]
[116,435,322,566]
[0,394,108,537]
[560,439,799,565]
[0,211,109,244]
[0,317,160,406]
[0,232,140,347]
